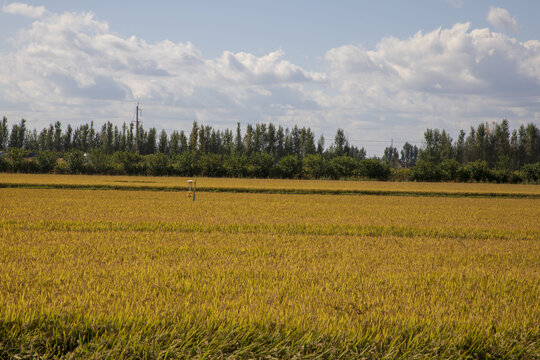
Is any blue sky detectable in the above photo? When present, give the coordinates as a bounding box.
[1,1,539,155]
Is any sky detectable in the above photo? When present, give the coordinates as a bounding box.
[1,0,539,155]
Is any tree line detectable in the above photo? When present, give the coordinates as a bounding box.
[0,117,538,182]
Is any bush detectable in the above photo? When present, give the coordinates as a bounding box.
[54,158,69,174]
[199,153,225,177]
[223,154,248,177]
[65,151,87,174]
[464,160,490,182]
[5,148,30,173]
[490,169,510,183]
[328,156,358,179]
[303,154,327,179]
[521,162,540,183]
[357,159,391,181]
[0,154,7,172]
[411,159,441,181]
[391,168,413,182]
[87,149,112,174]
[173,152,199,176]
[114,151,144,175]
[35,151,58,173]
[274,155,302,179]
[508,171,523,184]
[146,153,171,176]
[246,153,273,178]
[439,159,460,181]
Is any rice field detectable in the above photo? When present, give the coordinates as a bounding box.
[1,173,539,196]
[0,175,539,359]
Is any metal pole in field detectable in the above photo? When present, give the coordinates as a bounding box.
[193,176,196,202]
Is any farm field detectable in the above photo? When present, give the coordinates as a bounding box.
[0,176,539,359]
[1,173,540,196]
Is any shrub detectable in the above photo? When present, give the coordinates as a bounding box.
[173,152,200,176]
[35,151,58,173]
[5,148,30,173]
[114,151,144,175]
[328,156,358,179]
[65,151,87,174]
[223,154,248,178]
[357,159,391,181]
[274,155,302,179]
[199,153,225,177]
[303,154,327,179]
[439,159,460,181]
[411,159,441,181]
[521,162,540,183]
[87,149,112,174]
[464,160,490,182]
[146,153,172,176]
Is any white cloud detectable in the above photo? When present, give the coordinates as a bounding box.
[322,22,540,137]
[487,6,519,32]
[0,7,539,155]
[2,2,47,18]
[447,0,463,9]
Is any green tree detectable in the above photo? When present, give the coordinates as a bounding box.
[114,151,143,175]
[275,154,302,179]
[400,142,418,168]
[35,151,58,173]
[65,150,86,174]
[173,152,199,176]
[5,148,30,172]
[158,130,169,154]
[329,155,358,179]
[357,159,391,181]
[223,154,248,177]
[303,153,327,179]
[246,152,273,178]
[87,149,112,174]
[146,153,171,176]
[199,153,224,177]
[0,116,8,150]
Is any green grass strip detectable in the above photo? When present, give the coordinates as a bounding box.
[0,182,539,198]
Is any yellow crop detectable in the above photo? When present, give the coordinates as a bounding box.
[0,176,539,359]
[1,173,539,195]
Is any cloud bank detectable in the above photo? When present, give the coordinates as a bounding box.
[2,2,47,18]
[487,7,519,32]
[1,4,539,154]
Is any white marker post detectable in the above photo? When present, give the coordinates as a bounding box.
[187,178,197,202]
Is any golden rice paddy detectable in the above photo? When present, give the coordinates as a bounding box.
[0,174,538,359]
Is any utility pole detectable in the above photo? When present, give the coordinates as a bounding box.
[135,103,140,153]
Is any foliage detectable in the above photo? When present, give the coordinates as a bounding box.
[302,153,327,179]
[357,158,391,180]
[65,150,86,174]
[521,162,540,183]
[328,155,358,179]
[146,152,171,176]
[172,152,199,176]
[34,151,58,173]
[0,117,539,182]
[275,154,302,178]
